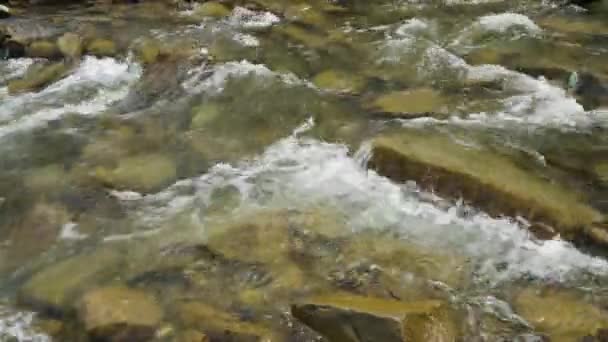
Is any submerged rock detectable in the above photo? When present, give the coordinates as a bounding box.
[78,286,163,341]
[312,69,365,94]
[7,62,68,94]
[292,294,457,342]
[594,162,608,185]
[19,247,123,316]
[514,288,608,341]
[368,130,604,243]
[93,153,177,193]
[367,88,448,119]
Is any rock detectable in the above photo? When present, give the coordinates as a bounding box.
[57,32,82,60]
[191,103,221,129]
[93,153,177,193]
[594,162,608,185]
[368,130,604,242]
[24,164,67,194]
[368,88,448,118]
[26,40,60,59]
[178,329,210,342]
[194,2,231,18]
[0,5,11,19]
[313,69,365,94]
[539,15,608,36]
[7,62,68,94]
[86,38,117,57]
[1,40,26,59]
[276,25,328,48]
[175,301,273,341]
[514,288,608,341]
[19,247,123,316]
[78,286,163,341]
[135,38,161,64]
[292,294,457,342]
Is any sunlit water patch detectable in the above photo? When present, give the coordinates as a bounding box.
[0,57,142,138]
[117,120,608,285]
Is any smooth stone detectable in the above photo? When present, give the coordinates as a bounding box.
[86,38,117,57]
[19,248,123,315]
[57,32,82,59]
[368,130,603,242]
[7,62,68,94]
[26,40,60,59]
[369,88,447,118]
[78,286,163,341]
[313,69,365,94]
[194,2,230,18]
[0,5,10,19]
[514,288,608,341]
[93,153,177,193]
[292,294,457,342]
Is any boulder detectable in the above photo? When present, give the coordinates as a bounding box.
[7,62,68,94]
[0,5,10,19]
[57,32,82,60]
[292,294,457,342]
[19,247,123,316]
[368,129,604,243]
[514,288,608,341]
[78,286,163,341]
[85,38,117,57]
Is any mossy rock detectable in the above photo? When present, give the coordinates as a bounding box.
[135,38,161,64]
[93,153,177,193]
[368,130,603,241]
[191,103,221,129]
[292,294,458,342]
[313,69,365,94]
[78,286,163,341]
[539,15,608,36]
[368,88,448,118]
[194,2,231,18]
[514,288,608,341]
[7,62,68,94]
[86,38,117,57]
[57,32,82,59]
[19,248,123,315]
[26,40,60,59]
[593,162,608,185]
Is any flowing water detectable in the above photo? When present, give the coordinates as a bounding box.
[1,0,608,340]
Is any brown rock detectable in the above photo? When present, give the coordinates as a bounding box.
[292,293,457,342]
[78,286,163,341]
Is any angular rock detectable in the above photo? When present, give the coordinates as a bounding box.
[19,247,123,316]
[7,62,68,94]
[292,294,457,342]
[514,288,608,341]
[368,130,604,242]
[78,286,163,341]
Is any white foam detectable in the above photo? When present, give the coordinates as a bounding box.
[58,222,88,240]
[0,58,36,84]
[124,122,608,284]
[184,60,309,95]
[477,13,541,34]
[0,305,50,342]
[0,57,142,138]
[395,18,430,36]
[227,7,280,30]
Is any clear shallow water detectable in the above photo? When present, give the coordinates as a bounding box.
[1,0,608,339]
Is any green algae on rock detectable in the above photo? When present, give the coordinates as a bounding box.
[193,2,231,18]
[7,62,68,94]
[368,130,604,242]
[93,153,177,193]
[85,38,117,57]
[368,88,448,118]
[26,40,60,59]
[19,248,123,315]
[78,286,163,341]
[313,69,365,94]
[292,294,458,342]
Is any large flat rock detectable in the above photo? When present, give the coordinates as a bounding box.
[368,130,604,242]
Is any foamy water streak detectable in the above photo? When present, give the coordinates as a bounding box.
[0,305,50,342]
[0,57,142,138]
[125,122,607,284]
